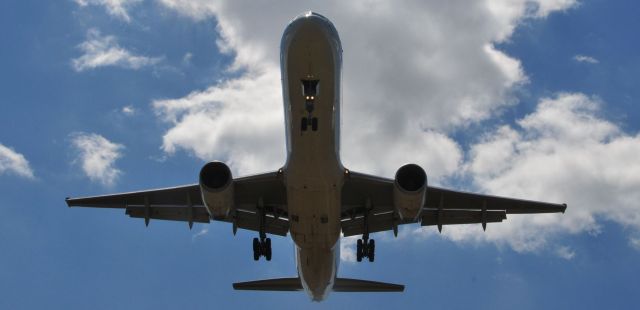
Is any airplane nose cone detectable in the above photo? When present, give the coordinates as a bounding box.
[289,11,334,29]
[281,11,341,50]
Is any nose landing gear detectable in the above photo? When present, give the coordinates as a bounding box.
[300,79,319,132]
[301,116,318,131]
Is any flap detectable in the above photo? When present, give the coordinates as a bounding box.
[126,206,210,223]
[228,209,289,236]
[421,209,506,226]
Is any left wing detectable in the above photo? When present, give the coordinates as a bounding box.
[341,171,566,237]
[66,171,289,236]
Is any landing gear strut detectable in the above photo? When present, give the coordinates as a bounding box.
[252,200,272,261]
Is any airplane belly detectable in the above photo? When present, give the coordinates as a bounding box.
[288,186,341,249]
[287,174,341,300]
[280,12,344,301]
[282,10,343,251]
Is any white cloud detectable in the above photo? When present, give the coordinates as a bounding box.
[445,93,640,252]
[72,29,162,72]
[153,68,285,175]
[74,0,141,22]
[555,245,576,260]
[71,132,124,186]
[153,1,576,178]
[630,237,640,251]
[533,0,578,17]
[574,54,599,64]
[122,105,135,116]
[0,143,34,179]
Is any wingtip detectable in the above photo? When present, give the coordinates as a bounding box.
[562,203,567,214]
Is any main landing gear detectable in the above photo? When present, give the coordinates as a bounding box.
[253,201,272,261]
[356,237,375,262]
[253,237,272,261]
[356,206,375,262]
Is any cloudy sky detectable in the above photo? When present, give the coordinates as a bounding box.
[1,0,639,308]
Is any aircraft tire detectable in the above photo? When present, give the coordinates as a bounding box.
[253,238,260,261]
[265,238,272,261]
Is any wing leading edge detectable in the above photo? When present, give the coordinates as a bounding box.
[65,171,289,235]
[341,171,566,236]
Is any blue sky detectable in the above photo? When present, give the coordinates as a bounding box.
[1,1,639,309]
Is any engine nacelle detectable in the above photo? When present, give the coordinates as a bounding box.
[394,164,427,221]
[199,161,234,219]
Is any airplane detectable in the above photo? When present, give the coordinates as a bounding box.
[65,11,567,301]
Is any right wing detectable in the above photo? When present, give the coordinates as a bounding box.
[341,171,566,236]
[66,171,289,236]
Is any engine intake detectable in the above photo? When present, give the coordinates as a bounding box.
[199,161,234,219]
[200,161,232,190]
[394,164,427,221]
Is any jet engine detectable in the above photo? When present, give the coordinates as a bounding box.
[199,161,234,219]
[394,164,427,221]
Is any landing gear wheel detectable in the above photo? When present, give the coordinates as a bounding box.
[311,117,318,131]
[368,239,375,262]
[252,238,260,261]
[301,117,308,131]
[265,238,272,261]
[356,239,363,262]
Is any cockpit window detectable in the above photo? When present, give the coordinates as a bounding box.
[301,79,319,99]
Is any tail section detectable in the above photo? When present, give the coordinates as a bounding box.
[232,277,403,292]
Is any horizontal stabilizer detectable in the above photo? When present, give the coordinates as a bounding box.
[233,277,404,293]
[233,278,303,291]
[333,278,404,292]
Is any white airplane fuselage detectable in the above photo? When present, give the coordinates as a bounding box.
[280,12,343,301]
